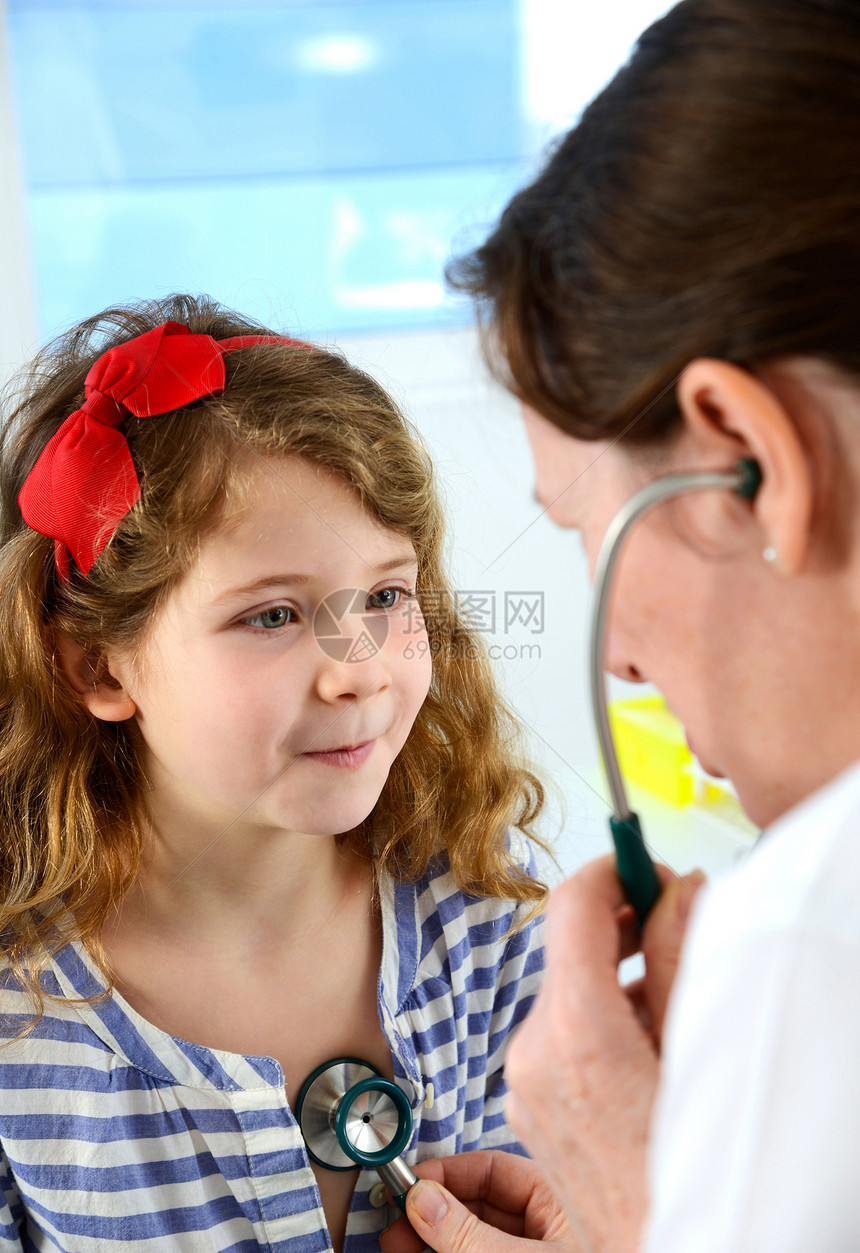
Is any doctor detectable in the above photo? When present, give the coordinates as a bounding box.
[380,0,860,1249]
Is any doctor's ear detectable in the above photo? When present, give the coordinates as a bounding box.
[676,359,814,575]
[51,629,137,722]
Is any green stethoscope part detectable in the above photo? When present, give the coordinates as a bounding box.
[295,1056,434,1243]
[332,1075,413,1166]
[590,457,762,925]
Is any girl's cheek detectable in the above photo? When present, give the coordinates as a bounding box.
[390,601,426,646]
[387,604,432,690]
[393,632,432,673]
[418,640,434,684]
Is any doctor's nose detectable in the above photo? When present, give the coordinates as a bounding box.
[604,633,646,684]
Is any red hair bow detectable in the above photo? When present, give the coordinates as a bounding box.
[18,321,309,581]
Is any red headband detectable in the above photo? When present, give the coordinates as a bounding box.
[18,320,312,581]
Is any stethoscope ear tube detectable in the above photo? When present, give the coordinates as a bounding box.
[591,459,761,925]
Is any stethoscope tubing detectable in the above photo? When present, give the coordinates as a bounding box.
[589,468,745,816]
[589,464,757,922]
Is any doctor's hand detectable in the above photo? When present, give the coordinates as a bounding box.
[378,1150,578,1253]
[505,854,706,1253]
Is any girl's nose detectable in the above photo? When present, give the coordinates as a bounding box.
[315,649,390,704]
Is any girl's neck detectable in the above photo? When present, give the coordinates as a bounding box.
[112,817,369,954]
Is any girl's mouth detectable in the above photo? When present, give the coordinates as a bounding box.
[302,740,376,769]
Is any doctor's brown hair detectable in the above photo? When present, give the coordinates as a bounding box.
[0,294,546,1023]
[449,0,860,441]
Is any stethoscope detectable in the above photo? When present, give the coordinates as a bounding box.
[590,456,762,923]
[295,1057,430,1235]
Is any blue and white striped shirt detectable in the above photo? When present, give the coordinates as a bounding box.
[0,846,544,1251]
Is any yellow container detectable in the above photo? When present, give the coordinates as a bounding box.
[607,696,693,807]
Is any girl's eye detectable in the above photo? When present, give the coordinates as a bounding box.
[367,587,404,611]
[244,606,296,630]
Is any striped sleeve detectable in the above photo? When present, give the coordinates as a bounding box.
[476,897,545,1154]
[392,834,546,1164]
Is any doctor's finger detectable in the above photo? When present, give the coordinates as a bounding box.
[543,860,650,1025]
[641,869,707,1046]
[378,1152,574,1252]
[505,861,661,1138]
[380,1200,524,1253]
[546,858,690,1004]
[379,1211,430,1253]
[401,1180,576,1253]
[413,1150,566,1229]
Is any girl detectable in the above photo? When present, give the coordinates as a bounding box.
[0,294,547,1253]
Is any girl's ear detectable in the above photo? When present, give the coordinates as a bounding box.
[52,629,137,722]
[676,359,814,574]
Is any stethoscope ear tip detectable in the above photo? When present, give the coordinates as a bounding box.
[735,457,763,500]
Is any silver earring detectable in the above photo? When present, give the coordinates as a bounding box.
[763,546,779,565]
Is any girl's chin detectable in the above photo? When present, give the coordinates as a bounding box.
[297,798,386,839]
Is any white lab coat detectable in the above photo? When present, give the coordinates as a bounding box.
[644,761,860,1251]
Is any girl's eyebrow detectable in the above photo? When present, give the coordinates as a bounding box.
[212,553,418,604]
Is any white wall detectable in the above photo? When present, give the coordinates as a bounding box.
[521,0,677,150]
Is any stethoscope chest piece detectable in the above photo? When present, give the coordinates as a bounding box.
[295,1057,412,1171]
[296,1056,434,1249]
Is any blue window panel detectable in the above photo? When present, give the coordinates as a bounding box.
[27,161,529,338]
[9,1,521,187]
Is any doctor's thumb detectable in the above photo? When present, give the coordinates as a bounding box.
[404,1180,496,1253]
